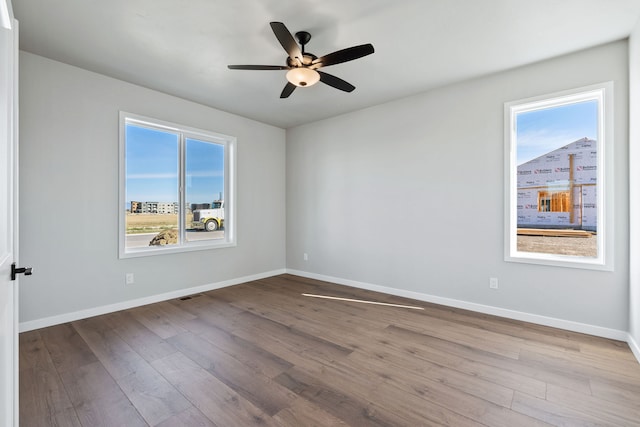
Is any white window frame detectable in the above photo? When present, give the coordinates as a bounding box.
[504,82,614,270]
[119,112,236,258]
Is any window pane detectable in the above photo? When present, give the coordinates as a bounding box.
[185,138,225,242]
[125,124,179,249]
[515,99,598,258]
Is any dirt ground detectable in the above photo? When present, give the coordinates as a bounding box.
[126,213,190,234]
[517,235,597,257]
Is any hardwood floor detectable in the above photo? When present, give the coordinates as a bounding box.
[19,274,640,426]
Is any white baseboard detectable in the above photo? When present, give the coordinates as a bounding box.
[19,269,286,333]
[629,334,640,363]
[286,269,630,343]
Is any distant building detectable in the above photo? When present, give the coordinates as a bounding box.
[145,202,159,214]
[517,137,597,231]
[130,201,143,213]
[157,202,179,214]
[129,201,178,214]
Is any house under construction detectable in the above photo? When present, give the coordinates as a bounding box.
[517,137,597,231]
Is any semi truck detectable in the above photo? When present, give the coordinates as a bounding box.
[191,200,224,231]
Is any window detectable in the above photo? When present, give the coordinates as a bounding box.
[504,83,613,270]
[119,112,236,258]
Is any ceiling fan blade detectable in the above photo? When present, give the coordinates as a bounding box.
[318,71,355,92]
[270,22,303,65]
[228,65,290,70]
[312,44,374,68]
[280,82,297,98]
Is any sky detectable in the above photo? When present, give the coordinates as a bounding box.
[516,99,598,165]
[126,124,224,207]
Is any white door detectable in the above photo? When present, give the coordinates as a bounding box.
[0,1,19,425]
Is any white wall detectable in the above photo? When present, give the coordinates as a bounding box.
[629,21,640,355]
[18,38,636,341]
[19,52,286,325]
[287,41,630,333]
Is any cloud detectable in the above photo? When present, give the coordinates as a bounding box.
[127,173,177,179]
[187,170,224,178]
[516,128,590,165]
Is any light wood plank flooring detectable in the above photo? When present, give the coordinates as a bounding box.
[19,274,640,426]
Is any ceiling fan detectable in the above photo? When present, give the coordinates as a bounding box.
[228,22,374,98]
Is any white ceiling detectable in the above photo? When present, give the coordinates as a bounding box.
[13,0,640,129]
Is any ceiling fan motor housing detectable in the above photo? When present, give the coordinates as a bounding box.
[287,53,317,68]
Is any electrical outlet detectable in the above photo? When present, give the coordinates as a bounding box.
[303,253,308,261]
[489,277,498,289]
[126,273,135,285]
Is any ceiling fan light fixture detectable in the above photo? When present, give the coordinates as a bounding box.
[286,67,320,87]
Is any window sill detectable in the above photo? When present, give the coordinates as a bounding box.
[119,240,237,259]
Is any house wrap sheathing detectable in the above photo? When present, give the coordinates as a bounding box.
[517,137,597,231]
